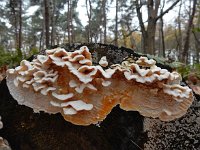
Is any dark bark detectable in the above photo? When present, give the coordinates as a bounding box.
[144,92,200,149]
[160,17,165,57]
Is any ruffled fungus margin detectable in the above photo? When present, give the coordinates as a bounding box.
[6,46,194,125]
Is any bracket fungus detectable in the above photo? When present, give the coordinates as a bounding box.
[6,46,194,125]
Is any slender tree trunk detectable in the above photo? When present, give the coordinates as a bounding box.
[102,0,107,43]
[18,0,22,51]
[193,31,200,63]
[177,0,182,61]
[44,0,50,48]
[141,32,148,54]
[121,27,127,47]
[158,9,165,57]
[160,17,165,57]
[10,0,23,58]
[158,0,166,57]
[67,0,71,44]
[10,1,18,51]
[51,0,55,46]
[135,0,146,53]
[115,0,118,46]
[130,34,138,50]
[86,0,92,42]
[100,30,103,43]
[71,0,75,43]
[56,33,60,45]
[182,0,197,63]
[39,25,44,51]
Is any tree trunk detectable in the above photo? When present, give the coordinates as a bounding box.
[39,22,44,51]
[160,17,165,57]
[146,20,157,55]
[159,6,165,57]
[121,27,127,47]
[177,0,182,61]
[136,0,179,55]
[44,0,50,48]
[71,1,75,43]
[146,0,160,55]
[86,0,92,43]
[102,0,107,43]
[67,0,71,44]
[10,0,23,59]
[115,0,118,46]
[18,0,22,52]
[50,0,55,46]
[142,32,148,54]
[182,0,197,63]
[11,1,18,50]
[135,0,159,54]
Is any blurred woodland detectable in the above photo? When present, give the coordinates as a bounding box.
[0,0,200,86]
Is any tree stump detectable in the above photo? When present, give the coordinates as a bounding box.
[0,43,199,150]
[0,43,147,150]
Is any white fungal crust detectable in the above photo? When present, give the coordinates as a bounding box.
[61,100,93,115]
[6,46,194,125]
[99,56,108,67]
[52,92,74,101]
[136,56,156,67]
[102,80,111,87]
